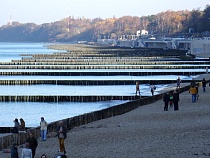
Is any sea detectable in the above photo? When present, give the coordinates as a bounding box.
[0,42,196,127]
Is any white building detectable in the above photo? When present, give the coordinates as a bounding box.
[190,39,210,57]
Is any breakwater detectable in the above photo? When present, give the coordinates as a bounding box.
[0,95,141,102]
[0,79,189,85]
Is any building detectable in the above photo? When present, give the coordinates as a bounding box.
[190,39,210,57]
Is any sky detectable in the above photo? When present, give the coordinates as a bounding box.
[0,0,209,26]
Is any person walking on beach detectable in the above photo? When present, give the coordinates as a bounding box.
[11,142,19,158]
[26,132,38,158]
[202,78,206,92]
[173,89,180,111]
[189,85,197,103]
[177,77,181,88]
[40,117,48,141]
[57,120,68,154]
[163,92,170,111]
[150,84,156,96]
[135,81,140,96]
[21,142,32,158]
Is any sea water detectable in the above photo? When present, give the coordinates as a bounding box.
[0,42,65,62]
[0,101,128,127]
[0,43,128,127]
[0,43,196,127]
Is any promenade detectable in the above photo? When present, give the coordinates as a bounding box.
[1,74,210,158]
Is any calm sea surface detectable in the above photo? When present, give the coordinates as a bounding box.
[0,42,65,62]
[0,43,128,127]
[0,43,195,127]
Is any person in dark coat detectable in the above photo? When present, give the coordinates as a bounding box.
[202,78,206,92]
[11,142,19,158]
[26,132,38,158]
[177,77,181,88]
[173,89,180,111]
[169,92,173,108]
[57,120,68,154]
[163,92,170,111]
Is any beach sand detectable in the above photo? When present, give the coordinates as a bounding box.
[1,81,210,158]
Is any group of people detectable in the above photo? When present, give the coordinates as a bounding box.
[11,117,68,158]
[135,81,156,96]
[163,77,208,111]
[163,89,180,111]
[11,132,38,158]
[12,118,25,134]
[188,78,207,103]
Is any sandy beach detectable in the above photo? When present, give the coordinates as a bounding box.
[1,78,210,158]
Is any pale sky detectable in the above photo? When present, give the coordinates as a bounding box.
[0,0,209,26]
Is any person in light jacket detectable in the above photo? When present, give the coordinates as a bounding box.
[40,117,48,141]
[21,142,32,158]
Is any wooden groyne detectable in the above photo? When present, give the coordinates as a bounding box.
[0,95,142,102]
[0,84,190,150]
[0,71,204,77]
[0,64,208,70]
[0,79,203,86]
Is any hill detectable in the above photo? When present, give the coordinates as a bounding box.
[0,5,209,42]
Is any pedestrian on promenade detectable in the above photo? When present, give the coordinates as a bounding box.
[26,132,38,158]
[12,118,20,134]
[163,92,170,111]
[135,81,140,96]
[19,118,25,131]
[202,78,206,92]
[150,84,156,96]
[40,117,48,141]
[173,89,180,111]
[177,77,181,88]
[11,142,19,158]
[57,120,68,154]
[21,142,32,158]
[189,85,197,103]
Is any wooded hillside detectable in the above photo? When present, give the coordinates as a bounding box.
[0,5,209,42]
